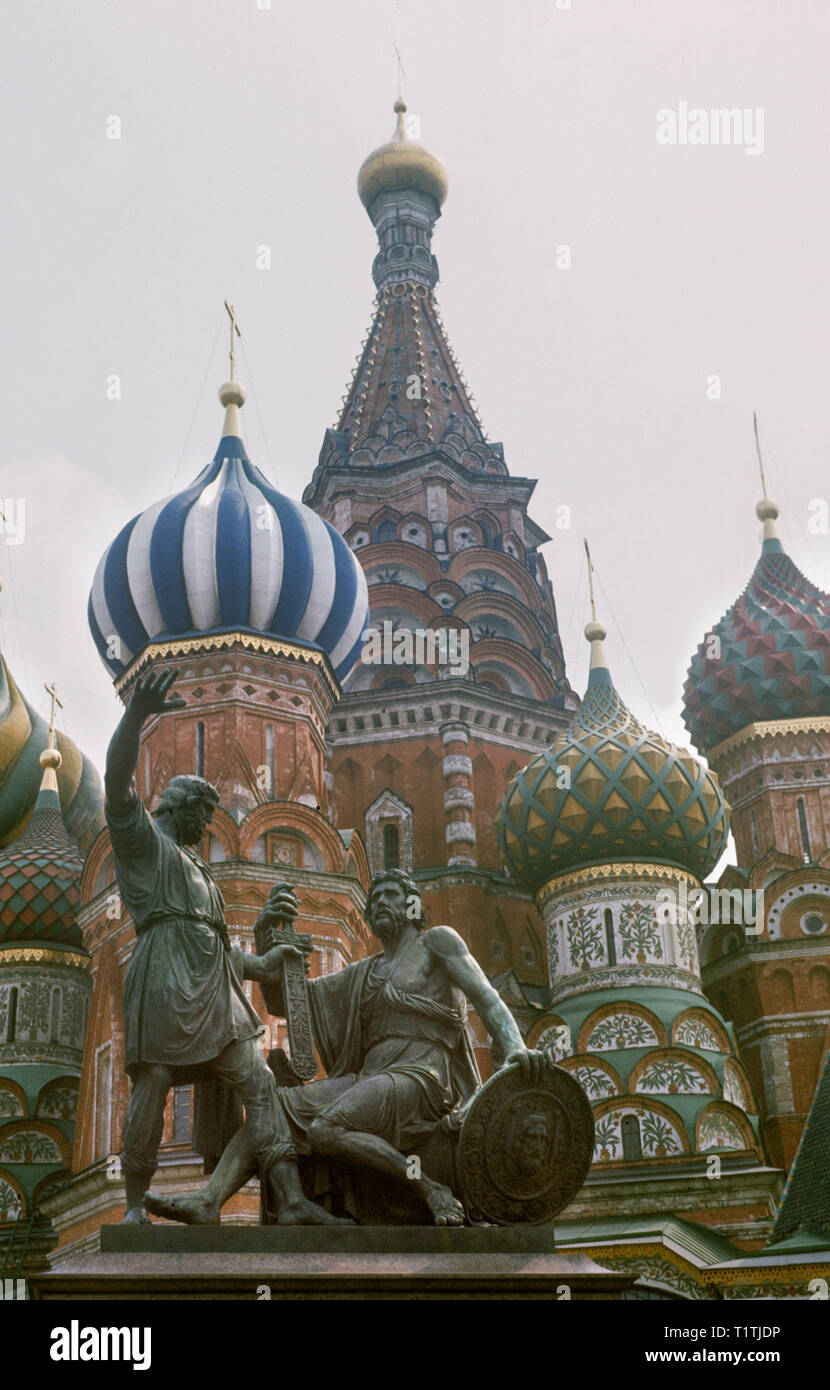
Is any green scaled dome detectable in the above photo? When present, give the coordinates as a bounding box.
[497,624,729,892]
[0,760,84,949]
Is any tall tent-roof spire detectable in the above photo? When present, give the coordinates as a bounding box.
[307,101,508,485]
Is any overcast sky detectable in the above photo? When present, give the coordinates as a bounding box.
[2,0,830,821]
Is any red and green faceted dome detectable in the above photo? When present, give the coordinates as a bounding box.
[498,664,728,892]
[682,535,830,755]
[0,784,84,948]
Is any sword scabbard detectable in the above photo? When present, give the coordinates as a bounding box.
[274,914,317,1083]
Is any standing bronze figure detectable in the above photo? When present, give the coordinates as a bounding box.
[107,669,345,1226]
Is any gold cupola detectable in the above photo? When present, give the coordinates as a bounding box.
[357,99,448,210]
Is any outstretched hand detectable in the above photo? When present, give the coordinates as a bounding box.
[505,1048,557,1086]
[259,942,308,979]
[129,669,187,721]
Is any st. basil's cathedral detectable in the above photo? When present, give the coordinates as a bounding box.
[1,101,829,1301]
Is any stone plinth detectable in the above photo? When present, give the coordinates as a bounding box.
[30,1224,633,1301]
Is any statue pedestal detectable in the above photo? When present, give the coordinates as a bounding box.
[31,1224,633,1300]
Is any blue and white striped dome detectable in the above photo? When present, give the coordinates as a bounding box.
[88,384,369,683]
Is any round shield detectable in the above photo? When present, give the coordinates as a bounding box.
[457,1062,594,1225]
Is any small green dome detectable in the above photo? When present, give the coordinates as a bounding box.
[0,777,84,949]
[498,641,728,892]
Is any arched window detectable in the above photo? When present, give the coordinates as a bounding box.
[604,909,617,966]
[383,823,400,870]
[621,1114,642,1161]
[49,987,62,1043]
[797,797,811,860]
[196,721,205,778]
[7,987,18,1043]
[376,520,397,544]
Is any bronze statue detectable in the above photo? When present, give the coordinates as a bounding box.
[145,864,560,1226]
[106,669,345,1227]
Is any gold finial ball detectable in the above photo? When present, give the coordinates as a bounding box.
[39,747,62,771]
[219,381,246,408]
[585,621,607,643]
[756,499,779,522]
[357,102,449,210]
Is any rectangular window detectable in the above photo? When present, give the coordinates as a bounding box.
[196,722,205,778]
[383,822,400,870]
[7,986,18,1043]
[604,909,617,966]
[797,797,811,860]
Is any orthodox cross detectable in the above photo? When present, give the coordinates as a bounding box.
[584,538,598,623]
[753,410,768,498]
[393,42,405,100]
[224,300,242,380]
[44,681,63,750]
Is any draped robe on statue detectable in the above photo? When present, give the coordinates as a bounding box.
[194,953,482,1185]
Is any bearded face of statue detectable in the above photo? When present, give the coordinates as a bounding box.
[367,877,410,944]
[172,795,215,847]
[508,1111,553,1180]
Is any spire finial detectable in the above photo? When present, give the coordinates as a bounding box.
[219,301,246,436]
[585,538,597,624]
[583,539,608,671]
[393,42,405,105]
[43,680,62,752]
[393,96,407,139]
[39,681,63,793]
[753,410,767,498]
[224,300,241,380]
[753,411,780,545]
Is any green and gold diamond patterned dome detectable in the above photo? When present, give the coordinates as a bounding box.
[498,622,729,891]
[0,748,84,949]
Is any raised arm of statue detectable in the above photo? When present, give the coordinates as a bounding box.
[105,669,186,816]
